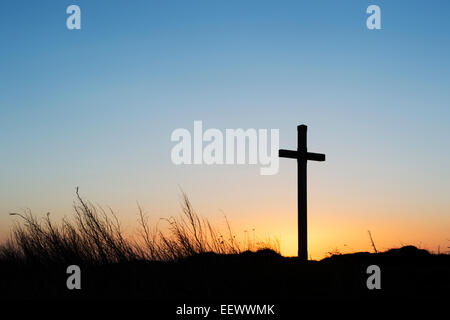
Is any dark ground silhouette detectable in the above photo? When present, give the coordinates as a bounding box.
[1,245,448,301]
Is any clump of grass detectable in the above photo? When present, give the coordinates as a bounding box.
[0,189,277,266]
[4,188,137,266]
[135,192,242,261]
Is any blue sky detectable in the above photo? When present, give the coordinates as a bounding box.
[1,1,449,257]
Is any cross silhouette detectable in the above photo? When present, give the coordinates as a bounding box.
[279,125,325,261]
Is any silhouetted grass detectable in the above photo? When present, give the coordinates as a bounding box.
[0,189,277,266]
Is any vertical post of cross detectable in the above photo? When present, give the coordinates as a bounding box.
[298,125,308,261]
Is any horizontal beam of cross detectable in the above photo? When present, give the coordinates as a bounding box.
[279,149,326,162]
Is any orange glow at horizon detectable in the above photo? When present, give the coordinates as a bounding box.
[0,163,449,261]
[1,198,448,261]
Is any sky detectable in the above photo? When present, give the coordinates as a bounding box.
[0,0,449,259]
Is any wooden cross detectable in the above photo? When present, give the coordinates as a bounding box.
[279,125,325,261]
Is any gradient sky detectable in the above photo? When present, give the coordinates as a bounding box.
[1,0,449,258]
